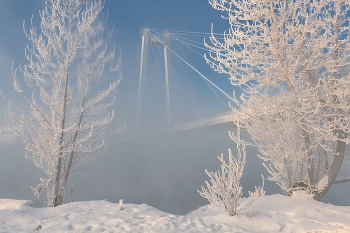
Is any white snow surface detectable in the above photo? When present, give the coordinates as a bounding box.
[1,192,350,232]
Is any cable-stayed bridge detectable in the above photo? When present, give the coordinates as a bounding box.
[115,28,237,143]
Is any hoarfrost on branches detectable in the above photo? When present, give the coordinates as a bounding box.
[198,125,264,216]
[207,0,350,200]
[6,0,120,207]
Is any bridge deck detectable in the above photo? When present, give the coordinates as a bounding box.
[115,109,236,144]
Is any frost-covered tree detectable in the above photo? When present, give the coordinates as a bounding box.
[6,0,120,207]
[206,0,350,200]
[198,125,264,216]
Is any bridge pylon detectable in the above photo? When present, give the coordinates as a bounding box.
[137,28,173,135]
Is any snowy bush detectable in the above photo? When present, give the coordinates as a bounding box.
[198,127,264,216]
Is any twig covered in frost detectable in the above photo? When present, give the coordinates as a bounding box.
[118,199,124,211]
[198,125,264,216]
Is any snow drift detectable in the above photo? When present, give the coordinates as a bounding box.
[1,192,349,232]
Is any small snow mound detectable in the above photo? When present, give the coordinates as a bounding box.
[291,190,314,199]
[0,199,33,210]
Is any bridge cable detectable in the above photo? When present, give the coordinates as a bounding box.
[148,28,226,36]
[149,29,264,98]
[148,29,229,113]
[147,30,235,103]
[169,34,229,108]
[152,30,209,122]
[168,37,205,120]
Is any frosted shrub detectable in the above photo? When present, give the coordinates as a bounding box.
[198,127,264,216]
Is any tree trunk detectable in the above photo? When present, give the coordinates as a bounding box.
[52,63,71,207]
[60,107,85,199]
[313,140,345,200]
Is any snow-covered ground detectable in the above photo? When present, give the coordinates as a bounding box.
[1,192,349,232]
